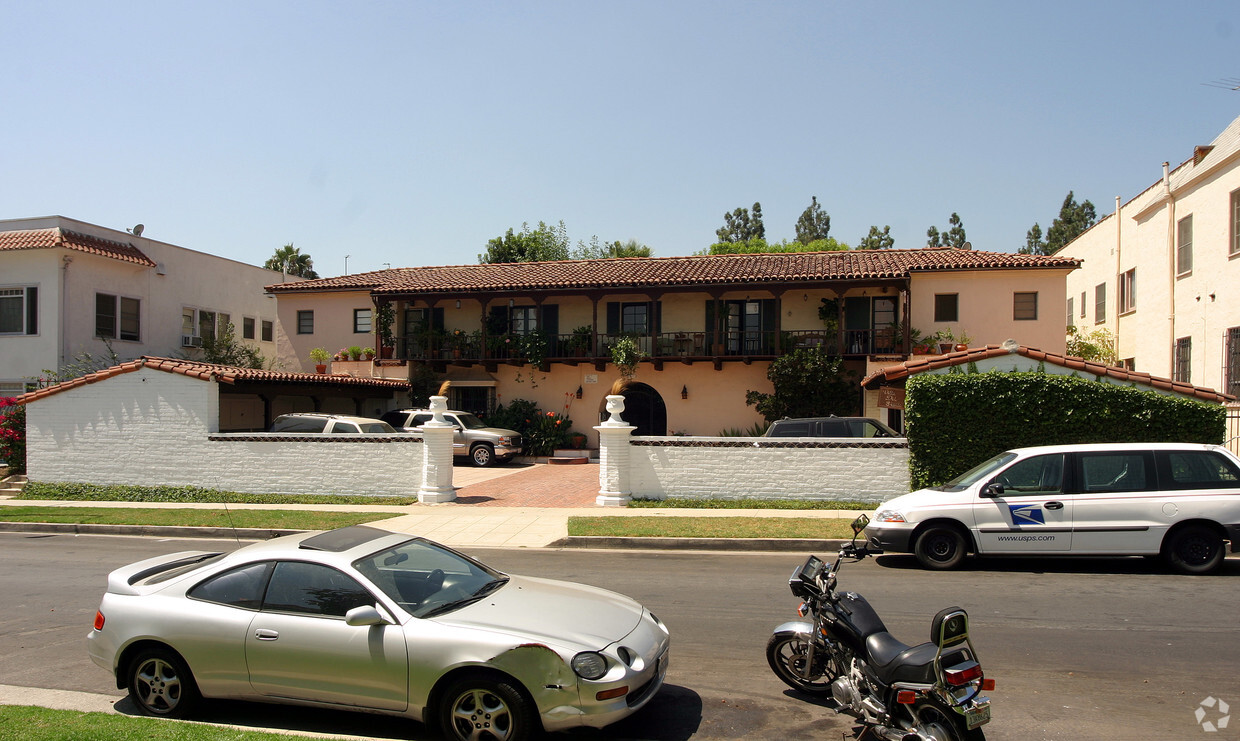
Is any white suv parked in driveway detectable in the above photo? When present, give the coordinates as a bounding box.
[380,409,522,467]
[864,442,1240,574]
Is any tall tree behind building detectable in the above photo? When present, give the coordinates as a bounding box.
[926,213,967,248]
[479,221,571,263]
[264,244,319,278]
[794,196,831,244]
[857,225,895,250]
[716,202,765,243]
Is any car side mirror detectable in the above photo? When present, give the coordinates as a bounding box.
[345,605,389,627]
[981,482,1005,498]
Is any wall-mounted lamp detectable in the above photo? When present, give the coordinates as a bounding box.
[509,298,515,308]
[803,293,808,301]
[681,385,689,400]
[576,385,583,400]
[455,299,461,309]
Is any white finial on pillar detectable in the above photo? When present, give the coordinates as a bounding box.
[602,394,627,426]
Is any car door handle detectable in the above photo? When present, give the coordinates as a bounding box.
[255,629,279,641]
[1044,501,1064,510]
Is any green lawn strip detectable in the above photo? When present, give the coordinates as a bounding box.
[0,507,378,531]
[568,516,855,539]
[0,705,337,741]
[628,497,873,510]
[20,482,418,506]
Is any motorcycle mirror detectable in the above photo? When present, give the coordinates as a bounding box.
[850,514,870,535]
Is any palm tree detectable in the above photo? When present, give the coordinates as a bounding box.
[264,243,319,279]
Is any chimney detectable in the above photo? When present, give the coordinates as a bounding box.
[1193,145,1214,165]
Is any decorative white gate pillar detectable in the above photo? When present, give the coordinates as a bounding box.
[594,394,635,507]
[418,395,457,503]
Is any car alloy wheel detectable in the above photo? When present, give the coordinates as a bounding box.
[128,648,200,718]
[441,676,532,741]
[471,444,495,467]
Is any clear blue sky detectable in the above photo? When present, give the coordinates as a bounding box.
[3,1,1238,275]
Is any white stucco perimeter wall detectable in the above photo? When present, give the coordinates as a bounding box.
[626,438,910,503]
[25,367,423,497]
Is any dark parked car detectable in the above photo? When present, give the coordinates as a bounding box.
[764,416,901,438]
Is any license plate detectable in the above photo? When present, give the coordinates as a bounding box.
[965,701,991,729]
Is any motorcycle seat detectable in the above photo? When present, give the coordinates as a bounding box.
[865,631,955,686]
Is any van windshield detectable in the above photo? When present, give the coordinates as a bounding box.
[931,452,1018,492]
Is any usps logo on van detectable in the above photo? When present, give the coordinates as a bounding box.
[1008,503,1046,526]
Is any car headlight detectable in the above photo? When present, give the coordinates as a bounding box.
[497,436,512,445]
[874,510,906,523]
[571,651,608,680]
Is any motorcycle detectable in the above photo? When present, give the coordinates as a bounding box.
[766,514,993,741]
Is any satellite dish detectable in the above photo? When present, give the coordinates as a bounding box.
[131,224,145,237]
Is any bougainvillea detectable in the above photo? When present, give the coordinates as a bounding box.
[0,398,25,476]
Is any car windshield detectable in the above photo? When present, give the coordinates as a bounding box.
[931,452,1018,492]
[353,538,506,618]
[455,413,488,429]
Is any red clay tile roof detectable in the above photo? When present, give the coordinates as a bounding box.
[265,248,1082,295]
[0,227,157,267]
[18,356,408,405]
[860,343,1233,404]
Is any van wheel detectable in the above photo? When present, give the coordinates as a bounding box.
[915,525,967,570]
[471,444,495,467]
[1163,526,1225,575]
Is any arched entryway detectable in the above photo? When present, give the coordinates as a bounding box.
[613,382,667,436]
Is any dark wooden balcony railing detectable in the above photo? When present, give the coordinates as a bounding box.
[395,328,904,363]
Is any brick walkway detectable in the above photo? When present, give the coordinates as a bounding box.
[453,462,599,507]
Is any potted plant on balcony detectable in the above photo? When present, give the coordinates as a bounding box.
[521,331,549,369]
[569,325,593,357]
[347,345,364,361]
[363,347,376,361]
[309,347,330,374]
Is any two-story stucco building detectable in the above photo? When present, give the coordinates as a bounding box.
[267,247,1080,440]
[0,216,290,397]
[1059,113,1240,398]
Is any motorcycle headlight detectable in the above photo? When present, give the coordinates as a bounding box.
[874,510,906,523]
[571,651,608,680]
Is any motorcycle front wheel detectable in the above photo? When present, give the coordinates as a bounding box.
[910,698,987,741]
[765,632,839,695]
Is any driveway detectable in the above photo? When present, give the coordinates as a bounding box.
[453,461,599,507]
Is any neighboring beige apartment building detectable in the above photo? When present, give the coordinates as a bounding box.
[268,248,1080,439]
[0,216,288,396]
[1059,113,1240,398]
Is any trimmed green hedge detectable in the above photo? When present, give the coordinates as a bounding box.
[906,371,1226,489]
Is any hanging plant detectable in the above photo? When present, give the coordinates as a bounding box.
[610,335,642,380]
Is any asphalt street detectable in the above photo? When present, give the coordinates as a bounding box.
[0,532,1237,740]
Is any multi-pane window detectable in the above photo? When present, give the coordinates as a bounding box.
[1094,283,1106,324]
[1231,189,1240,257]
[620,303,648,333]
[353,308,372,334]
[242,317,256,340]
[1079,292,1086,318]
[96,293,140,341]
[198,310,216,342]
[511,306,537,335]
[1066,297,1074,328]
[934,294,958,323]
[297,310,314,335]
[1119,268,1136,314]
[1013,292,1037,321]
[1177,215,1193,275]
[1174,336,1191,383]
[0,286,37,335]
[261,320,273,342]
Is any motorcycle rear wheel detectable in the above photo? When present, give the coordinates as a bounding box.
[910,698,987,741]
[765,632,840,695]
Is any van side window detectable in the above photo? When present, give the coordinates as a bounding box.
[1075,453,1152,493]
[992,454,1063,496]
[329,421,361,433]
[1158,451,1240,489]
[271,417,327,433]
[769,421,810,437]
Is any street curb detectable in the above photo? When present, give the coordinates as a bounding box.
[553,536,852,552]
[0,522,301,540]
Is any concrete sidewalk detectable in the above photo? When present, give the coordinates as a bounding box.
[0,462,871,550]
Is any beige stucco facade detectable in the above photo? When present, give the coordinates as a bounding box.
[1061,114,1240,396]
[1,216,286,395]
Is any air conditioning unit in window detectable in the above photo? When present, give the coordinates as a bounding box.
[181,334,202,348]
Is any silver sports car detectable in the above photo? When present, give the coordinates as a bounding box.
[87,525,670,740]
